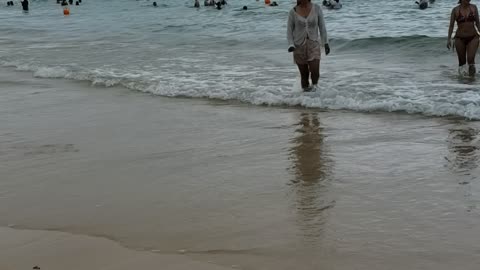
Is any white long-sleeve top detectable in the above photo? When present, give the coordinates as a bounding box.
[287,4,328,48]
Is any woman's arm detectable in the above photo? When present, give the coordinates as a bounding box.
[287,10,295,49]
[474,5,480,31]
[317,5,328,46]
[448,8,456,42]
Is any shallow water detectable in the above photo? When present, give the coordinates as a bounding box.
[1,0,480,118]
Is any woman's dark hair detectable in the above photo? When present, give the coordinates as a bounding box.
[297,0,311,5]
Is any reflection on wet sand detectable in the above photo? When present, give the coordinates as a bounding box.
[446,125,479,177]
[288,112,334,243]
[446,123,480,212]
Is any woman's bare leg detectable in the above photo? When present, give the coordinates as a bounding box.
[297,64,310,90]
[466,37,479,75]
[455,37,467,67]
[308,59,320,86]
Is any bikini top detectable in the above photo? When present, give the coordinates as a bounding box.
[457,6,476,24]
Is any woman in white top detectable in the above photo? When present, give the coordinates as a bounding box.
[287,0,330,91]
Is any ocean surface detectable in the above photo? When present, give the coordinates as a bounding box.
[1,0,480,119]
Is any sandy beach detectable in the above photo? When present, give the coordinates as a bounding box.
[0,226,231,270]
[1,67,480,269]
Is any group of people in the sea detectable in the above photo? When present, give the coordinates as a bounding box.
[199,0,227,9]
[3,0,479,90]
[5,0,29,11]
[189,0,278,10]
[4,0,82,13]
[57,0,81,7]
[203,0,226,7]
[322,0,342,10]
[57,0,81,15]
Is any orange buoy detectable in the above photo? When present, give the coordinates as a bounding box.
[265,0,270,4]
[63,8,70,15]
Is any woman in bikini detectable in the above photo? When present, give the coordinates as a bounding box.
[447,0,480,76]
[287,0,330,91]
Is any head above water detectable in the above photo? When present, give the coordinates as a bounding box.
[242,5,247,9]
[153,1,157,6]
[297,0,311,5]
[458,0,471,5]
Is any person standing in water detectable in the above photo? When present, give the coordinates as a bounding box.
[287,0,330,91]
[21,0,29,11]
[447,0,480,76]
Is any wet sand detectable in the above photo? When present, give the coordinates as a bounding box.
[0,226,231,270]
[1,68,480,269]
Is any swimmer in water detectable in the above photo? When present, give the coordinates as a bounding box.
[415,0,428,9]
[328,0,342,9]
[21,0,28,11]
[194,0,200,7]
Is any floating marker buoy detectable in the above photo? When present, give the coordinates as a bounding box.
[63,8,70,15]
[265,0,271,4]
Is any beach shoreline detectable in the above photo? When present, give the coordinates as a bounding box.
[0,226,233,270]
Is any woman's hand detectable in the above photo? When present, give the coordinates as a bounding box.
[447,39,451,50]
[325,44,330,55]
[288,46,295,53]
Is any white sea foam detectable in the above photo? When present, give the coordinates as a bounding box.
[2,60,479,120]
